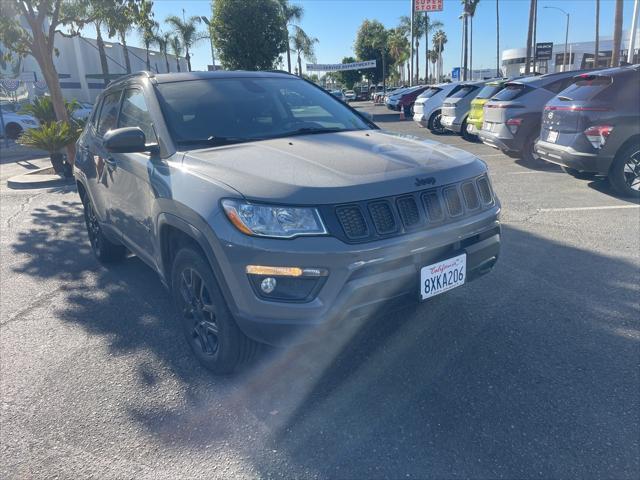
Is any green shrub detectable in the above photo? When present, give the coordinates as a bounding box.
[20,96,79,124]
[17,121,78,177]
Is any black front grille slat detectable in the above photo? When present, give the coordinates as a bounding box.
[336,205,369,239]
[422,191,444,222]
[333,176,495,243]
[396,196,420,227]
[368,201,398,234]
[476,176,494,204]
[461,181,480,210]
[443,187,463,216]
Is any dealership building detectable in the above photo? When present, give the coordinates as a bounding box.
[1,29,188,105]
[501,30,639,77]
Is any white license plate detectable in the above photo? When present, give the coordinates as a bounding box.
[420,254,467,300]
[547,130,558,143]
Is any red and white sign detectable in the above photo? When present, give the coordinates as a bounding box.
[415,0,443,12]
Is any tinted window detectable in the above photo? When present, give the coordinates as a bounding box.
[475,85,502,100]
[491,84,529,101]
[119,89,157,142]
[417,87,442,99]
[96,91,121,136]
[449,86,477,99]
[556,75,613,101]
[545,77,576,94]
[155,77,371,146]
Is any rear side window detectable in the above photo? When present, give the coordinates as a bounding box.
[492,84,529,101]
[556,75,613,101]
[449,86,478,99]
[96,91,121,136]
[545,76,576,94]
[119,88,157,142]
[475,85,502,100]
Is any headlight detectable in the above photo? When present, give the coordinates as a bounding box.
[23,119,37,125]
[221,199,327,238]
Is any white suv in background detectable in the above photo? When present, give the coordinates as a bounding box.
[413,83,463,134]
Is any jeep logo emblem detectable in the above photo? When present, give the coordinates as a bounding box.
[415,176,436,187]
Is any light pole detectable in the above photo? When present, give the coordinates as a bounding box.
[459,12,468,80]
[544,6,570,72]
[629,0,639,64]
[200,16,216,70]
[410,0,415,86]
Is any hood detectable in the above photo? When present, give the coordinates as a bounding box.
[181,130,487,205]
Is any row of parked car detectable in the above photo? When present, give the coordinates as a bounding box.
[0,100,93,140]
[410,65,639,198]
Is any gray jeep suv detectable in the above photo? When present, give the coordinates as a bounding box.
[74,71,501,373]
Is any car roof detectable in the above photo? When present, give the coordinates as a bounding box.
[108,70,298,88]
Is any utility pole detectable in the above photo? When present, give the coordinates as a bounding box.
[496,0,500,77]
[532,0,538,73]
[544,6,569,72]
[525,0,535,74]
[628,0,639,64]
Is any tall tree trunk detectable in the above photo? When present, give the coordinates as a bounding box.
[286,44,292,73]
[186,48,192,72]
[297,53,302,77]
[496,0,500,77]
[611,0,623,66]
[415,40,420,84]
[145,43,151,70]
[175,57,181,72]
[28,27,75,166]
[595,0,600,68]
[463,15,468,80]
[164,53,170,72]
[525,0,536,73]
[470,16,473,80]
[120,31,131,74]
[425,14,429,83]
[95,23,110,87]
[407,62,410,83]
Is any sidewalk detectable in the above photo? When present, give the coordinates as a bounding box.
[0,140,48,164]
[0,141,50,187]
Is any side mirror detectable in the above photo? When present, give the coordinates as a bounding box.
[104,127,152,153]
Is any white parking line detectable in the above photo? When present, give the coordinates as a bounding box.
[505,171,555,175]
[480,153,507,158]
[538,205,640,212]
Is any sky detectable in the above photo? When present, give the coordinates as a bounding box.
[131,0,638,76]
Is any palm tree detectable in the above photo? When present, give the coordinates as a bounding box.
[278,0,304,74]
[428,49,439,82]
[611,0,623,66]
[169,35,183,72]
[153,31,172,72]
[433,29,447,82]
[387,27,410,83]
[105,2,135,74]
[138,19,159,71]
[424,15,444,83]
[400,14,426,84]
[290,26,317,77]
[595,0,600,69]
[165,14,206,72]
[524,0,536,74]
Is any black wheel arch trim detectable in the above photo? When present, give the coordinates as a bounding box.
[156,213,240,317]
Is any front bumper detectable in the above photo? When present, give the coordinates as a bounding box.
[535,140,612,174]
[212,207,501,346]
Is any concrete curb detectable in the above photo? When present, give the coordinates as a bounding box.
[7,166,75,190]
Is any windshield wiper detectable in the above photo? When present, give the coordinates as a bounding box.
[176,136,256,147]
[281,127,351,138]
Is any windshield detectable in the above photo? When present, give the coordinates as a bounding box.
[491,83,529,101]
[418,87,442,99]
[155,77,371,146]
[449,86,477,99]
[475,85,502,100]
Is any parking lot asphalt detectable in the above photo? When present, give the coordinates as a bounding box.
[1,102,639,479]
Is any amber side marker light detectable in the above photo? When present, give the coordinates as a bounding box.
[245,266,328,277]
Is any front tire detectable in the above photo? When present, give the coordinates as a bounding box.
[428,111,447,135]
[5,123,23,140]
[608,141,640,198]
[171,247,258,374]
[82,196,126,263]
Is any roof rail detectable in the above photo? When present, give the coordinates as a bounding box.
[107,70,155,87]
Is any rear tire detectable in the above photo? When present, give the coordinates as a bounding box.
[171,247,258,374]
[82,195,126,263]
[608,140,640,198]
[561,166,598,180]
[5,123,23,140]
[461,118,476,142]
[521,134,541,164]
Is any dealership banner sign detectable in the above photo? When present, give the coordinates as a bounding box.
[415,0,443,12]
[306,60,376,72]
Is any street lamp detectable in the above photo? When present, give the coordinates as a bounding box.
[459,12,469,80]
[544,6,570,72]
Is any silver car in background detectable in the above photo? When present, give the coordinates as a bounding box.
[413,83,463,133]
[440,80,488,140]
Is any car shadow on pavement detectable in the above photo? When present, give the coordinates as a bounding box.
[586,179,640,204]
[10,200,640,479]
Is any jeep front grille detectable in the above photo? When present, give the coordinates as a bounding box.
[328,175,495,243]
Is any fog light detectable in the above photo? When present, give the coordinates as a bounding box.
[261,277,277,294]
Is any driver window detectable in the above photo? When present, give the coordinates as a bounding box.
[119,88,157,143]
